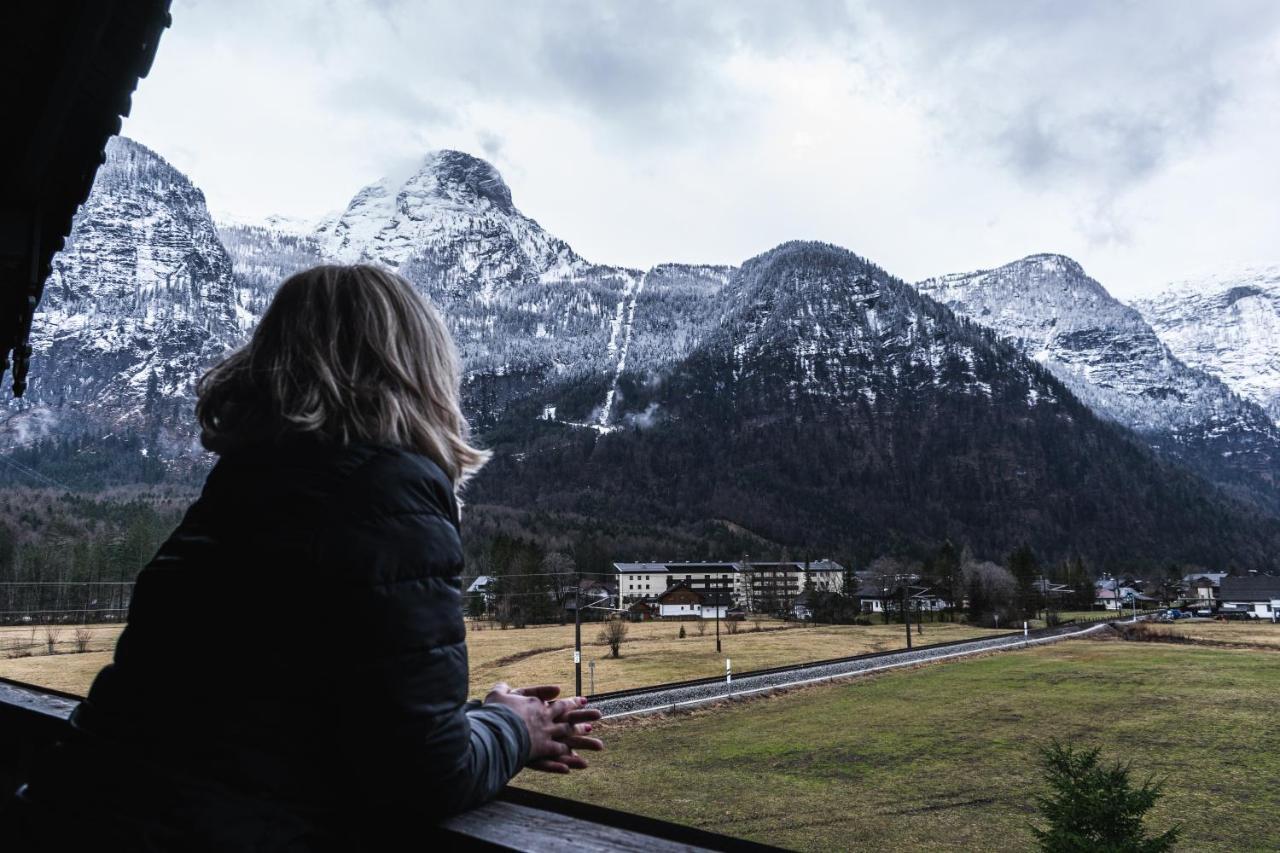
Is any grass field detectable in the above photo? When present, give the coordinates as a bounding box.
[0,618,1006,698]
[517,640,1280,851]
[1162,619,1280,649]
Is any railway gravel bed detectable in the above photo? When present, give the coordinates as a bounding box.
[594,620,1116,719]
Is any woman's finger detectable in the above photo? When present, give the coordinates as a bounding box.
[541,737,571,757]
[516,685,561,701]
[547,696,586,720]
[560,709,602,724]
[528,759,570,774]
[562,735,605,752]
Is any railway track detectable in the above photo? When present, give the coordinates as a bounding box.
[591,619,1120,719]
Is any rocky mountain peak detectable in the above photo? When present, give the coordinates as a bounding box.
[1135,267,1280,425]
[412,149,515,214]
[2,136,241,452]
[313,149,587,286]
[920,253,1280,511]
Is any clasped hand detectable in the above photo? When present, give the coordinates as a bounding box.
[484,682,604,774]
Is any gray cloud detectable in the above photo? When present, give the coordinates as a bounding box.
[325,75,455,124]
[128,0,1280,296]
[871,0,1278,189]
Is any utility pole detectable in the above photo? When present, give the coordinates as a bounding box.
[573,582,582,696]
[902,584,912,650]
[715,586,722,653]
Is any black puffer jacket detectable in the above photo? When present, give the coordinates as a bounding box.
[11,438,529,851]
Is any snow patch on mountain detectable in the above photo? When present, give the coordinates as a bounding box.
[1135,266,1280,426]
[2,137,241,451]
[917,254,1269,436]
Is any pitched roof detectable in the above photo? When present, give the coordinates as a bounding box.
[1219,575,1280,601]
[657,583,704,604]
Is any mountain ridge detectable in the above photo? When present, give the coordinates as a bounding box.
[4,139,1279,568]
[917,253,1280,511]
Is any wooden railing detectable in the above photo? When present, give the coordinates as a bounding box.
[0,677,776,851]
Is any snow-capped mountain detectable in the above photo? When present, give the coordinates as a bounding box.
[1135,267,1280,426]
[917,255,1280,509]
[304,151,750,427]
[216,218,326,320]
[8,138,1280,564]
[315,150,590,292]
[478,242,1276,568]
[719,243,1048,407]
[1,137,241,454]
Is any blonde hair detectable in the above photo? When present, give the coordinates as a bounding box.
[196,264,489,489]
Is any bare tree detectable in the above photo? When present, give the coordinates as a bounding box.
[44,627,60,655]
[695,620,707,636]
[597,619,628,658]
[542,551,576,601]
[869,556,904,624]
[74,626,92,653]
[739,555,756,613]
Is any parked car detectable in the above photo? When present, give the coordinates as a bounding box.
[1215,611,1254,621]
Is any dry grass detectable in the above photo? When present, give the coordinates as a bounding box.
[0,623,122,656]
[1158,619,1280,649]
[0,623,124,694]
[0,651,115,695]
[0,618,1004,699]
[465,619,1004,697]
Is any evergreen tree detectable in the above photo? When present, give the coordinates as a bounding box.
[935,540,962,622]
[1008,543,1040,619]
[966,571,989,625]
[1032,740,1180,852]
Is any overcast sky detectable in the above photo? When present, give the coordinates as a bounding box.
[124,0,1280,299]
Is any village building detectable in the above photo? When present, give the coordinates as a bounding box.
[1183,572,1227,604]
[613,559,845,612]
[655,583,729,620]
[1217,576,1280,620]
[1094,580,1157,611]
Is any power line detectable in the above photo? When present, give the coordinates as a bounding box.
[0,578,135,584]
[0,454,69,491]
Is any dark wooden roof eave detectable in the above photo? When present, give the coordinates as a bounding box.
[0,1,173,397]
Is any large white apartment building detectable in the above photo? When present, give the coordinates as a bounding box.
[613,560,845,612]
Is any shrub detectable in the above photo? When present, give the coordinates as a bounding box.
[726,620,740,635]
[73,626,93,653]
[1118,623,1191,644]
[44,628,59,655]
[598,619,628,659]
[1032,740,1180,852]
[678,624,687,639]
[696,620,707,636]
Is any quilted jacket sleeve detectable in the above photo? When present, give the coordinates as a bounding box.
[325,448,530,820]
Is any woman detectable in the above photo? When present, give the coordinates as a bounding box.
[8,264,603,850]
